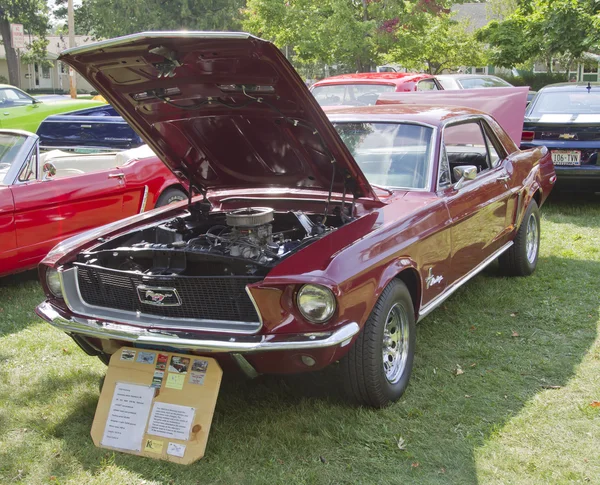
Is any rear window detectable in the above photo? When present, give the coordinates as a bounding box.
[333,122,433,189]
[528,91,600,118]
[457,77,511,89]
[311,83,396,107]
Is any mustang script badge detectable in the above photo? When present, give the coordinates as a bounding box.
[137,285,182,306]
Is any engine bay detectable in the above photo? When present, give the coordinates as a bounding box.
[76,204,343,277]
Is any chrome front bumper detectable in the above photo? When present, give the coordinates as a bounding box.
[36,301,360,353]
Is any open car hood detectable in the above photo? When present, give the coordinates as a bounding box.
[59,32,377,200]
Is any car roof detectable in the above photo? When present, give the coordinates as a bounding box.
[436,74,502,79]
[324,104,487,128]
[537,82,600,92]
[313,72,435,86]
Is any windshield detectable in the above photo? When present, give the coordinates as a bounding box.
[0,87,36,107]
[0,133,28,183]
[333,122,433,190]
[528,90,600,119]
[311,83,396,107]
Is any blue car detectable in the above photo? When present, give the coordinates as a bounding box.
[36,105,143,151]
[521,83,600,191]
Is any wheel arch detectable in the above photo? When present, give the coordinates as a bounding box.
[375,259,423,321]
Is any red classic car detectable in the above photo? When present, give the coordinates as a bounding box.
[36,32,555,407]
[310,72,443,107]
[0,132,186,277]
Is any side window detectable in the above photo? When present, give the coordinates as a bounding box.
[417,79,439,91]
[442,121,491,183]
[438,144,451,188]
[18,148,37,182]
[482,121,506,168]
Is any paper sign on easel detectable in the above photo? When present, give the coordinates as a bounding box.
[91,348,222,464]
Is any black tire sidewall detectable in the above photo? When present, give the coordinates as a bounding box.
[372,282,416,402]
[517,200,540,275]
[156,188,186,207]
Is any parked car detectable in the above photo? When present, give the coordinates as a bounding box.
[521,83,600,191]
[310,72,443,107]
[436,74,537,105]
[0,130,186,277]
[37,104,143,151]
[0,84,104,132]
[435,74,513,90]
[36,32,555,408]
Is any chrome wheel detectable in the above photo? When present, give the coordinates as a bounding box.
[382,303,410,384]
[525,213,539,264]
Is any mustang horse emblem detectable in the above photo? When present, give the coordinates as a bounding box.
[137,286,181,306]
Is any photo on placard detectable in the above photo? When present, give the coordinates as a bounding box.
[168,356,190,374]
[136,351,156,364]
[120,349,136,361]
[191,359,208,372]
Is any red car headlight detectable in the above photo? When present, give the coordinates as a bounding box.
[296,284,336,324]
[44,267,63,298]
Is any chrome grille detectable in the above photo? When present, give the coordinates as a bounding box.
[75,264,261,323]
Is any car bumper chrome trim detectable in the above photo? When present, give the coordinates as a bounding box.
[36,301,360,354]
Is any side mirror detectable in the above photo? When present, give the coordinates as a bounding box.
[453,165,477,190]
[42,161,57,181]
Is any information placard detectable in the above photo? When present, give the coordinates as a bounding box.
[91,348,222,464]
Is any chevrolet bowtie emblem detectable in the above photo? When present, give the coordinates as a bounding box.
[558,133,577,140]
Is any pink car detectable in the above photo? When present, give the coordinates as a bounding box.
[310,73,443,107]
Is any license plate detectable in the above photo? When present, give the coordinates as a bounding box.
[551,150,581,166]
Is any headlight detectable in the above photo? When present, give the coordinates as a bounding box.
[46,268,63,298]
[296,284,336,324]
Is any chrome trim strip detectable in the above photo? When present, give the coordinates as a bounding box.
[59,267,262,334]
[139,185,149,213]
[36,301,360,354]
[418,241,513,321]
[40,145,125,153]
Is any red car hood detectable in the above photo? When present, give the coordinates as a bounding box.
[58,32,377,200]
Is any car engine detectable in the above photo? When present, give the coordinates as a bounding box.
[76,205,338,277]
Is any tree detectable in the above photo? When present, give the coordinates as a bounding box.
[0,0,49,87]
[243,0,453,73]
[64,0,245,39]
[477,0,600,72]
[385,13,488,74]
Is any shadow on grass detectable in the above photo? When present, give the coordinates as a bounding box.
[544,191,600,228]
[0,270,44,338]
[4,256,599,484]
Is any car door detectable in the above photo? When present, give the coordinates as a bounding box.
[10,153,127,267]
[438,119,513,279]
[0,186,17,275]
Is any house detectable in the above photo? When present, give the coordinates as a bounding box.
[0,35,98,93]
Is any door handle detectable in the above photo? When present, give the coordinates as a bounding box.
[496,174,510,182]
[108,173,125,179]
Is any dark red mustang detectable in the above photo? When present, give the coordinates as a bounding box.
[36,32,555,407]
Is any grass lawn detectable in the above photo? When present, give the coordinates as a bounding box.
[0,194,599,485]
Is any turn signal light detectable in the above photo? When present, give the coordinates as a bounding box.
[522,131,535,142]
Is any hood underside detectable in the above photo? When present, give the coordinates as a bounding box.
[59,32,377,200]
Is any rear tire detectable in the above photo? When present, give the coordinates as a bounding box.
[155,188,186,207]
[500,199,540,276]
[340,279,416,408]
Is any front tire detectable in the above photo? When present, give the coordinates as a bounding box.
[500,199,540,276]
[155,188,186,207]
[340,279,416,408]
